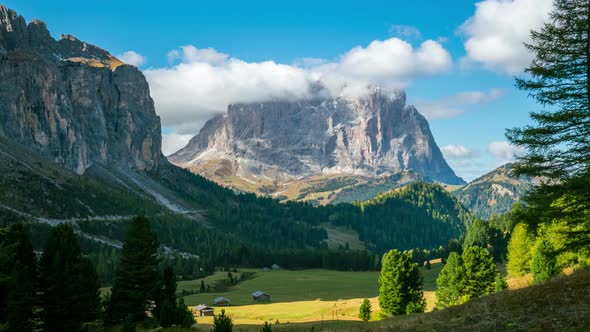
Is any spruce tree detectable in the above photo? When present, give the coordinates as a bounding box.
[358,298,371,321]
[211,309,233,332]
[107,216,161,324]
[506,0,590,250]
[1,224,38,332]
[200,279,206,293]
[39,224,100,332]
[261,321,273,332]
[507,224,534,276]
[531,239,558,284]
[378,249,425,316]
[435,252,465,308]
[463,219,490,248]
[461,246,500,300]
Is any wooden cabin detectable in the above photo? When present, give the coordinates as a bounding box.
[252,291,271,302]
[214,296,231,306]
[193,304,215,317]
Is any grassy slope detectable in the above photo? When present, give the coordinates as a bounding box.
[181,263,443,325]
[189,267,590,331]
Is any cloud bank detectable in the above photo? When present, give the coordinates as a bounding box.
[144,37,452,135]
[488,141,525,165]
[460,0,553,74]
[414,88,505,119]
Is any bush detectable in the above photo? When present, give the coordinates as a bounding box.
[211,309,233,332]
[531,239,557,284]
[358,298,372,321]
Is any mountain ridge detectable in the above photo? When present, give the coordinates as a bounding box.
[170,89,465,187]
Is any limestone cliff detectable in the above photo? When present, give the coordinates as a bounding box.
[0,5,162,174]
[171,89,465,185]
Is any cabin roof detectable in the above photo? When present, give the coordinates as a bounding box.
[214,296,230,303]
[252,291,269,297]
[194,304,214,311]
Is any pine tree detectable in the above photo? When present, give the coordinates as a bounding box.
[531,239,558,284]
[378,249,425,317]
[1,224,38,332]
[107,216,161,324]
[463,219,490,248]
[425,260,432,270]
[200,279,206,293]
[39,224,99,332]
[435,252,465,308]
[261,321,273,332]
[358,298,371,321]
[176,298,195,328]
[461,246,499,300]
[159,266,177,327]
[211,309,233,332]
[506,0,590,250]
[507,224,534,276]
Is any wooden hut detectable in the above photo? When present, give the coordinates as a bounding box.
[214,296,231,306]
[252,291,271,302]
[193,304,215,317]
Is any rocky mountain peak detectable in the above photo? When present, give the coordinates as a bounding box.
[0,6,162,174]
[171,89,465,185]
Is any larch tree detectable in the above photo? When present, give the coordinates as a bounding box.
[507,0,590,251]
[507,223,535,276]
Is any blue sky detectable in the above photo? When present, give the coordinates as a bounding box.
[4,0,554,181]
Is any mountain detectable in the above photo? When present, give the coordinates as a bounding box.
[0,5,472,281]
[452,163,539,219]
[0,6,162,175]
[170,89,465,200]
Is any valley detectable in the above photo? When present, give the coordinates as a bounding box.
[1,2,589,332]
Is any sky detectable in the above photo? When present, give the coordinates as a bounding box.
[4,0,554,181]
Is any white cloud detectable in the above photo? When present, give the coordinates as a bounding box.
[414,88,505,119]
[388,25,422,40]
[441,145,479,160]
[460,0,553,74]
[145,38,452,135]
[117,51,147,67]
[488,141,525,164]
[161,133,194,156]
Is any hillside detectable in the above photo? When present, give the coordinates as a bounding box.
[216,267,590,331]
[0,5,473,283]
[452,164,538,219]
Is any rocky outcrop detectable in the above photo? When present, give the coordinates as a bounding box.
[0,6,162,174]
[171,88,465,185]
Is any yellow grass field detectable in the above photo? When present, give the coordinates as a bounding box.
[181,263,444,326]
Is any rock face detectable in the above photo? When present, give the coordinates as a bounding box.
[171,89,465,185]
[0,6,162,174]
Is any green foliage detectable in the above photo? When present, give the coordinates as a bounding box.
[531,239,557,284]
[464,219,490,248]
[211,309,233,332]
[0,224,37,332]
[506,0,590,251]
[378,249,425,317]
[39,224,100,332]
[507,224,535,276]
[358,298,371,321]
[356,182,472,253]
[107,216,161,324]
[461,246,500,300]
[261,321,273,332]
[436,247,504,309]
[435,252,465,308]
[177,298,195,328]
